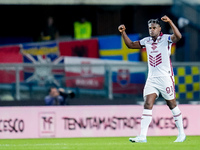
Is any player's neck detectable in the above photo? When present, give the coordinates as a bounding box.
[151,32,162,42]
[152,36,158,42]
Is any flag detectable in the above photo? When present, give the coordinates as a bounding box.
[99,34,140,61]
[112,68,146,94]
[21,41,64,86]
[174,66,200,100]
[64,57,146,94]
[171,43,176,55]
[0,45,22,63]
[141,47,147,62]
[64,57,104,89]
[0,45,23,83]
[59,39,99,58]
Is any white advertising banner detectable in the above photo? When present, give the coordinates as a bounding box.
[0,105,199,139]
[64,57,147,94]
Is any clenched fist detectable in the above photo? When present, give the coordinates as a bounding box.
[161,15,171,23]
[118,24,126,32]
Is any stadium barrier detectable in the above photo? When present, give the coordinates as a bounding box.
[0,61,147,101]
[0,61,200,104]
[0,104,199,139]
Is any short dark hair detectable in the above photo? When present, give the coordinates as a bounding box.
[48,86,57,93]
[148,19,161,26]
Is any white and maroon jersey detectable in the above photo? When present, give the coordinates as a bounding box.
[140,33,174,78]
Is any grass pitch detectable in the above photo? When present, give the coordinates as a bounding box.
[0,136,199,150]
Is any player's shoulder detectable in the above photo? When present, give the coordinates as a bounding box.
[140,36,150,41]
[162,34,171,39]
[161,34,173,42]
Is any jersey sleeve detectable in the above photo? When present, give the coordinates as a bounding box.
[166,34,173,43]
[139,37,146,48]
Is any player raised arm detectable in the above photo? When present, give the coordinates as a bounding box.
[161,15,182,43]
[118,24,141,49]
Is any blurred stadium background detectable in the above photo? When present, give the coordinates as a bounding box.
[0,0,199,105]
[0,0,200,140]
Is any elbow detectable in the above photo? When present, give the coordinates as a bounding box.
[178,32,182,40]
[125,43,131,48]
[127,45,131,48]
[178,34,182,40]
[175,34,182,42]
[127,45,134,49]
[126,42,135,49]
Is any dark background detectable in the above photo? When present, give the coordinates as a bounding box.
[0,5,173,41]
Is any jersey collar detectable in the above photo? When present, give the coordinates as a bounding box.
[150,32,163,43]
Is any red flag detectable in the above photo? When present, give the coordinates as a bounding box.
[59,39,99,58]
[0,45,23,83]
[0,45,22,63]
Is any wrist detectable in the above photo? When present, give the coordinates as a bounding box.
[168,20,172,24]
[121,30,126,34]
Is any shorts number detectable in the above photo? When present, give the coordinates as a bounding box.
[166,86,173,94]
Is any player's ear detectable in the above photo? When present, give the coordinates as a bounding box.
[159,26,161,32]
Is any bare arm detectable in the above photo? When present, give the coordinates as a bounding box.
[161,15,182,43]
[118,24,141,49]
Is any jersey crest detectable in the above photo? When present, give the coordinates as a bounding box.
[151,43,157,50]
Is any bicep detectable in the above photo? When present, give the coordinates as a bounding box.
[170,34,179,43]
[129,41,142,49]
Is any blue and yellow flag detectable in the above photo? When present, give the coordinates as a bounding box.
[174,66,200,100]
[98,34,140,62]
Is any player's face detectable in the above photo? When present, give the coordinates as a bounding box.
[148,23,161,38]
